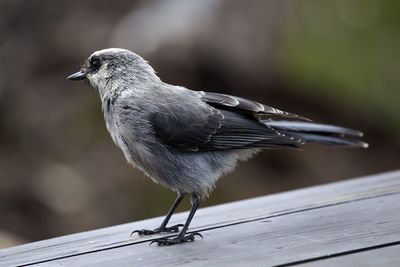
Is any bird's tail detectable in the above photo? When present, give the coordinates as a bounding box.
[263,121,369,148]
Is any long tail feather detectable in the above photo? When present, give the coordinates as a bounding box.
[264,120,368,148]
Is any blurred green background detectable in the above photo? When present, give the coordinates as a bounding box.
[0,0,399,248]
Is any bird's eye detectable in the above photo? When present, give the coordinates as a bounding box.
[90,58,101,70]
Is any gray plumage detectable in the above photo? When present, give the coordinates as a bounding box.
[68,48,368,245]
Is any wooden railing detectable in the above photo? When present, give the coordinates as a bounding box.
[1,170,400,267]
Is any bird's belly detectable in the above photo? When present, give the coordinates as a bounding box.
[105,117,259,199]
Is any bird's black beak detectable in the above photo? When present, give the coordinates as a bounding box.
[67,71,86,81]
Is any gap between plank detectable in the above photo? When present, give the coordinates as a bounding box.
[273,241,400,267]
[17,191,400,267]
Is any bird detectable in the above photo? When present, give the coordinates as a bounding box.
[68,48,368,246]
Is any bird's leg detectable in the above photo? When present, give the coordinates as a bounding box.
[131,193,187,236]
[150,193,203,246]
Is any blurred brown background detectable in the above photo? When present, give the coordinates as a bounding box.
[0,0,399,248]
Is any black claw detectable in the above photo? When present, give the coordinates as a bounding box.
[130,231,138,237]
[149,239,160,246]
[130,229,154,236]
[192,232,203,239]
[149,232,203,246]
[131,224,185,237]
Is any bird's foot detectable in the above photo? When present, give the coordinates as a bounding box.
[150,232,203,246]
[131,224,184,236]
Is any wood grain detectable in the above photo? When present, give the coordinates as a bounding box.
[1,170,399,267]
[297,245,400,267]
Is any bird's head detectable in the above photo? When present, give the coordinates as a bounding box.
[67,48,159,94]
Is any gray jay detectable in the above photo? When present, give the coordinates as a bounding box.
[68,48,368,246]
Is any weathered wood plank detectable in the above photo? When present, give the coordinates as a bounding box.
[296,245,400,267]
[1,170,399,266]
[30,193,400,267]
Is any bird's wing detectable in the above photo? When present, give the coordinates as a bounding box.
[200,91,310,121]
[149,104,224,151]
[150,105,302,152]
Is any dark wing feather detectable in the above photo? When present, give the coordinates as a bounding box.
[150,106,223,151]
[264,120,368,148]
[199,110,302,150]
[150,105,302,152]
[200,91,310,121]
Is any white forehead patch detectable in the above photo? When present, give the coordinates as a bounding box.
[91,48,130,57]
